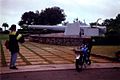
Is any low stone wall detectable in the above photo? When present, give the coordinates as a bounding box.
[29,35,83,46]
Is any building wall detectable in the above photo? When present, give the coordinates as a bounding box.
[64,22,100,37]
[80,27,99,37]
[64,22,80,35]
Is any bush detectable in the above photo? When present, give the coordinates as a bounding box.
[2,30,9,34]
[92,36,120,45]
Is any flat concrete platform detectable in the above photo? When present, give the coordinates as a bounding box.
[0,41,120,75]
[1,63,120,74]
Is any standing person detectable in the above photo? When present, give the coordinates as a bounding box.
[87,38,92,61]
[81,38,92,65]
[8,24,24,69]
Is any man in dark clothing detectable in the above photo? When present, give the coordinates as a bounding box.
[9,24,24,69]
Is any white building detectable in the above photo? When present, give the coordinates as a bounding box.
[64,22,106,37]
[28,22,106,37]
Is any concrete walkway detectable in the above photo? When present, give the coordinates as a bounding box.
[0,41,120,74]
[1,63,120,74]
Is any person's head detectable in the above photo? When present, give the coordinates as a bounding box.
[9,24,16,31]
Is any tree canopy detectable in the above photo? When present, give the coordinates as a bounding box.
[2,23,9,30]
[18,6,66,29]
[102,14,120,34]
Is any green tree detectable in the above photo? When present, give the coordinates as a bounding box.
[18,6,66,28]
[2,23,9,30]
[18,21,27,29]
[115,14,120,32]
[39,6,66,25]
[22,11,36,25]
[102,14,120,35]
[18,11,37,29]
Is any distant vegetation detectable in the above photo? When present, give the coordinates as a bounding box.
[2,23,9,31]
[90,13,120,36]
[102,14,120,36]
[18,6,66,29]
[1,7,119,37]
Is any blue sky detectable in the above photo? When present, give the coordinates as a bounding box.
[0,0,120,29]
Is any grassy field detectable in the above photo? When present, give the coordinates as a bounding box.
[0,34,8,50]
[0,34,8,51]
[0,34,9,54]
[0,34,8,66]
[0,34,9,40]
[91,45,120,58]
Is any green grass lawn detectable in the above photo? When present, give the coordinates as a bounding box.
[0,34,9,55]
[0,40,7,66]
[0,34,8,66]
[0,34,9,40]
[91,45,120,58]
[0,34,8,53]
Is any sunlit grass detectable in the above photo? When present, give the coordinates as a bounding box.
[0,34,8,66]
[0,34,9,40]
[0,40,7,66]
[91,45,120,58]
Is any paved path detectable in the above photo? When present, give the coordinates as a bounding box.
[0,41,120,74]
[1,63,120,74]
[1,41,114,66]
